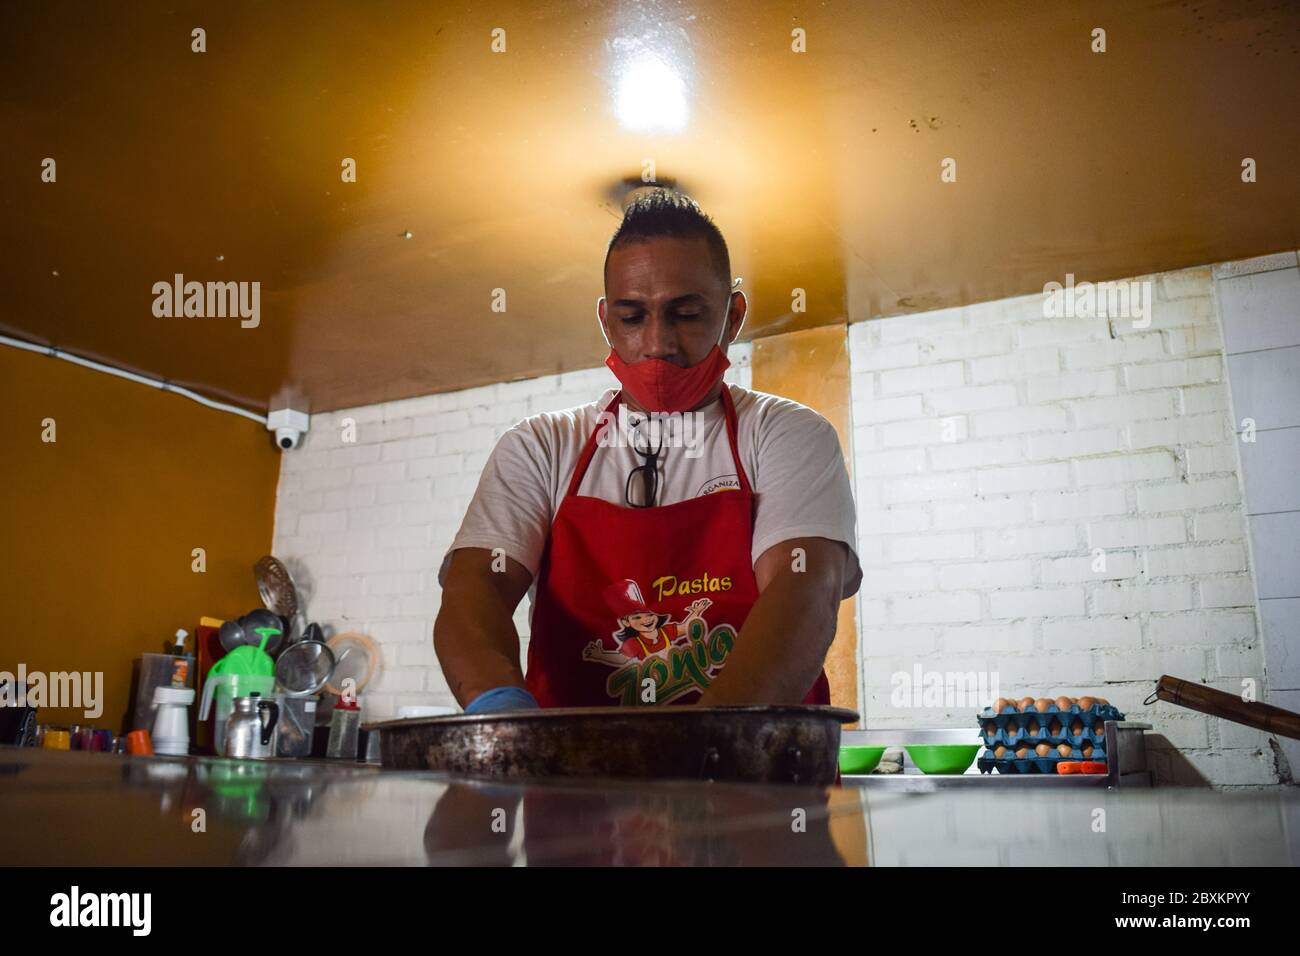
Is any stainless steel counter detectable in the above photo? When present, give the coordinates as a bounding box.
[2,746,1296,866]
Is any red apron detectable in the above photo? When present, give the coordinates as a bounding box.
[525,387,831,708]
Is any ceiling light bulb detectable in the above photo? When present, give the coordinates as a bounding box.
[614,52,687,133]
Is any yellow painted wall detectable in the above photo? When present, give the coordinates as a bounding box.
[0,346,280,734]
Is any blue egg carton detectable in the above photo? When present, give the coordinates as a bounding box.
[977,703,1124,749]
[978,702,1124,722]
[979,725,1111,749]
[977,746,1108,774]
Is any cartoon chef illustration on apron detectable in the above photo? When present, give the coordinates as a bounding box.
[582,579,712,667]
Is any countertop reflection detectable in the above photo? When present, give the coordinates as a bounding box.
[0,748,862,865]
[1,748,1296,866]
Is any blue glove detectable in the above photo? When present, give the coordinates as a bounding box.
[464,686,540,715]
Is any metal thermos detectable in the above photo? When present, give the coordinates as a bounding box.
[223,693,279,760]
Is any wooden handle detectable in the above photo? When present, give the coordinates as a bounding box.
[1154,675,1300,741]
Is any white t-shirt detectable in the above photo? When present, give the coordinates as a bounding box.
[438,384,863,604]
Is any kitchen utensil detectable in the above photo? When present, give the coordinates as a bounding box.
[239,609,286,654]
[325,632,379,698]
[131,653,189,732]
[219,618,247,653]
[838,745,886,774]
[367,705,858,785]
[361,728,382,764]
[151,686,194,756]
[275,639,336,696]
[200,674,276,753]
[903,744,981,774]
[213,634,276,678]
[200,636,277,753]
[1150,674,1300,740]
[254,555,306,642]
[219,610,284,654]
[274,694,318,758]
[224,693,279,759]
[326,695,361,759]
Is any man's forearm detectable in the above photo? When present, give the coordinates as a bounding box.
[695,569,840,705]
[433,588,526,708]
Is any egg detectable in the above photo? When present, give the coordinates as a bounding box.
[994,745,1007,759]
[984,721,996,735]
[1081,741,1094,757]
[1055,695,1072,711]
[1048,720,1062,736]
[1015,746,1030,758]
[1079,696,1097,710]
[1096,697,1109,707]
[1028,720,1041,735]
[1035,743,1052,756]
[1057,743,1072,757]
[1070,720,1084,736]
[1034,698,1052,712]
[1007,721,1020,735]
[993,698,1011,713]
[1018,696,1035,711]
[1093,723,1104,735]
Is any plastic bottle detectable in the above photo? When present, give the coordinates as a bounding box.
[326,695,361,759]
[170,629,192,687]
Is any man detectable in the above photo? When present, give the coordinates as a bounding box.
[435,189,862,713]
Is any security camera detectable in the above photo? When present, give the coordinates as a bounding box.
[267,407,310,451]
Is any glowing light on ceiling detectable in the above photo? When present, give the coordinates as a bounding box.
[613,51,688,133]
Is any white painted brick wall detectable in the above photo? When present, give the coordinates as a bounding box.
[849,266,1271,787]
[272,348,753,722]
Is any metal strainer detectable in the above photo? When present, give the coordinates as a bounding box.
[274,638,336,696]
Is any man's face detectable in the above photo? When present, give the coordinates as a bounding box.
[598,236,744,371]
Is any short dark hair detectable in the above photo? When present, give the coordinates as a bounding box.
[604,188,731,291]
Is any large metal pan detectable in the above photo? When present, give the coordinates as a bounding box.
[365,705,859,786]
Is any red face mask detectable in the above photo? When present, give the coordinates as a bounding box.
[604,305,733,413]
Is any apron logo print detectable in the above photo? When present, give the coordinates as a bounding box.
[584,580,738,705]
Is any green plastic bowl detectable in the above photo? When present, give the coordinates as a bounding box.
[838,745,887,775]
[904,744,981,775]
